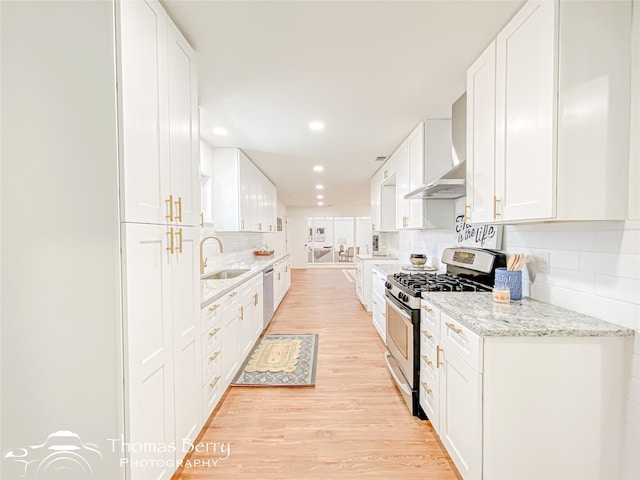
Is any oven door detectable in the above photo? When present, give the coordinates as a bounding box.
[384,291,414,390]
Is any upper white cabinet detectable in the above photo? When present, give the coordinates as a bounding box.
[211,147,277,232]
[370,167,397,232]
[395,122,454,230]
[466,41,497,224]
[466,0,632,224]
[119,0,200,227]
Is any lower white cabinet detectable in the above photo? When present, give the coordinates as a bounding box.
[219,289,241,391]
[355,256,398,312]
[421,299,629,479]
[273,255,291,309]
[371,266,388,342]
[122,223,200,480]
[240,274,263,359]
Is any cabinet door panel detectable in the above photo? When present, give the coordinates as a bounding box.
[119,0,169,224]
[172,227,202,452]
[440,348,482,480]
[167,23,200,227]
[122,223,174,480]
[495,0,556,222]
[467,41,497,224]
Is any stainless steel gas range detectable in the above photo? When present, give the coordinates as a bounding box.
[383,247,506,418]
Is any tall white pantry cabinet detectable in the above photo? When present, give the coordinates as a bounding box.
[2,1,200,480]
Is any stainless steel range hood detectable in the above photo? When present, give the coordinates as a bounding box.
[405,93,466,200]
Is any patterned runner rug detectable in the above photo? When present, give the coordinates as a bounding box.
[231,334,319,386]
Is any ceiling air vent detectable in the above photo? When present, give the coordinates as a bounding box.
[374,156,388,162]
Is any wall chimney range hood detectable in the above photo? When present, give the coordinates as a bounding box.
[405,93,467,200]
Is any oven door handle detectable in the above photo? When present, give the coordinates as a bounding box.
[384,353,412,395]
[385,294,412,324]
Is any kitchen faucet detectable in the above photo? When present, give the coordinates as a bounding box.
[199,235,224,275]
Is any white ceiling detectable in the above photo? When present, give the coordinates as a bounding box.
[161,0,525,209]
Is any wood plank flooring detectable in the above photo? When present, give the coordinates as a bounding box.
[174,269,460,479]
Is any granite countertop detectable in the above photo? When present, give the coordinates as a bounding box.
[200,253,290,309]
[372,264,403,275]
[421,292,634,337]
[356,254,398,260]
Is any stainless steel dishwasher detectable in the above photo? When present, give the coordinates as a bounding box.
[263,267,275,330]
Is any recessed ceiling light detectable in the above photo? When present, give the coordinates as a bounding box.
[212,127,228,136]
[317,194,323,199]
[317,202,324,206]
[309,121,324,131]
[315,184,323,190]
[313,165,324,172]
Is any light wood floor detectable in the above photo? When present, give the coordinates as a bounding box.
[174,269,460,479]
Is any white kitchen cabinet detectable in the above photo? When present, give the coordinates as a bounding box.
[466,0,632,224]
[119,0,199,227]
[219,288,241,391]
[421,299,629,479]
[371,266,388,342]
[465,41,496,225]
[355,256,398,312]
[370,170,382,232]
[396,122,454,230]
[273,255,291,310]
[371,166,398,233]
[200,303,223,423]
[212,147,277,232]
[240,275,263,360]
[122,223,200,479]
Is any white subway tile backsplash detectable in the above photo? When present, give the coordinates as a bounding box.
[540,230,598,251]
[594,275,640,304]
[576,294,640,331]
[502,227,543,248]
[529,282,583,312]
[581,252,640,279]
[625,396,640,429]
[628,377,640,405]
[596,229,640,255]
[537,269,596,294]
[549,249,580,271]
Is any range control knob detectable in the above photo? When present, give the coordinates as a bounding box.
[385,282,392,289]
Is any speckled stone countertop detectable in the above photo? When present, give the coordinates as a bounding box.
[372,264,403,275]
[421,292,634,337]
[201,253,290,309]
[355,254,398,260]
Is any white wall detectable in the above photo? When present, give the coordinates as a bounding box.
[1,2,124,478]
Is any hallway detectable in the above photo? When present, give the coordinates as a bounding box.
[174,269,458,479]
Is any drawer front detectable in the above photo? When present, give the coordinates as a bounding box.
[221,288,240,312]
[420,338,439,391]
[202,348,222,385]
[440,312,483,372]
[372,290,385,313]
[419,321,438,351]
[420,301,440,333]
[201,301,223,333]
[202,373,223,416]
[419,375,440,433]
[202,324,222,356]
[241,274,262,296]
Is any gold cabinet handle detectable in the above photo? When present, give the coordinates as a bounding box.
[200,212,204,227]
[209,327,220,337]
[239,305,244,320]
[258,222,262,231]
[254,293,258,306]
[175,228,183,254]
[436,345,443,368]
[384,169,388,179]
[493,196,501,219]
[421,329,433,340]
[421,381,432,395]
[421,306,432,313]
[421,354,432,366]
[208,303,220,312]
[166,227,175,254]
[210,376,221,389]
[174,196,183,222]
[445,322,462,334]
[229,291,237,298]
[241,219,245,230]
[277,272,281,280]
[464,203,471,223]
[209,351,221,362]
[165,194,174,222]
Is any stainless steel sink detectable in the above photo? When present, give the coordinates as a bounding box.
[202,268,250,280]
